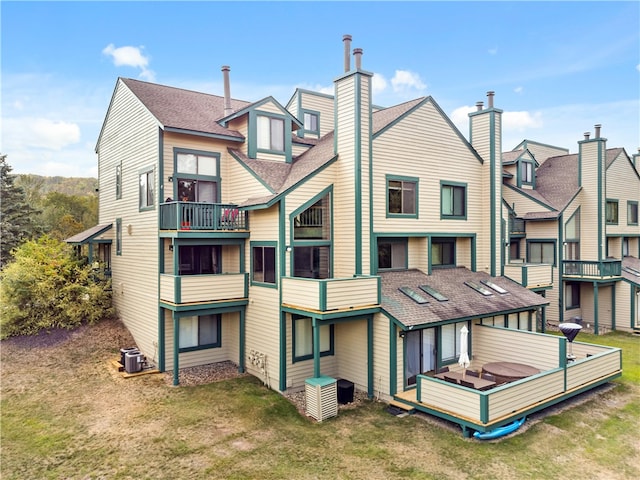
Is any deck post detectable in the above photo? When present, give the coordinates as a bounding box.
[313,318,321,378]
[173,312,180,386]
[367,315,373,399]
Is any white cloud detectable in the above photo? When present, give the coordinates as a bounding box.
[449,105,476,134]
[4,117,81,151]
[102,44,156,82]
[372,73,388,94]
[391,70,426,94]
[636,64,640,72]
[503,111,544,132]
[514,86,523,94]
[488,47,498,55]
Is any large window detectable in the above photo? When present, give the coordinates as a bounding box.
[387,177,417,216]
[606,200,618,224]
[292,192,331,279]
[528,241,555,265]
[431,237,455,267]
[252,245,276,284]
[179,314,221,351]
[628,201,638,225]
[175,151,219,203]
[441,182,466,219]
[292,315,333,362]
[377,238,407,271]
[441,322,467,363]
[565,282,580,309]
[257,115,284,152]
[139,168,154,209]
[179,245,221,275]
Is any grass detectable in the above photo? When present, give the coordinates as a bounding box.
[1,320,638,480]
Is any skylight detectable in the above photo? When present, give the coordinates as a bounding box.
[419,285,448,302]
[623,266,640,277]
[481,280,508,294]
[465,281,493,296]
[399,286,429,304]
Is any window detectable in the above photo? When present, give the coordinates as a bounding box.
[175,151,219,203]
[294,197,330,240]
[292,315,333,362]
[179,314,221,351]
[565,209,580,260]
[510,241,521,262]
[179,245,221,275]
[139,169,154,209]
[628,201,638,225]
[303,111,319,134]
[252,245,276,284]
[441,182,466,219]
[606,200,618,224]
[387,178,417,216]
[292,192,331,279]
[293,246,330,279]
[377,238,407,270]
[116,218,122,256]
[565,282,580,309]
[528,241,555,265]
[441,322,467,363]
[431,237,455,267]
[257,115,284,152]
[115,164,122,199]
[520,161,534,184]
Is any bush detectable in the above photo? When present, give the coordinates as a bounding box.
[0,235,114,338]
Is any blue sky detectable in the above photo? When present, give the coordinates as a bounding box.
[2,1,639,178]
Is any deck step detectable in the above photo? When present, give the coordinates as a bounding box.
[388,399,416,413]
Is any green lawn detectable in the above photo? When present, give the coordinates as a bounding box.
[1,322,638,480]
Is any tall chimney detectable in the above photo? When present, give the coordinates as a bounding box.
[594,124,601,139]
[487,91,495,108]
[353,48,363,69]
[222,65,232,116]
[343,35,352,72]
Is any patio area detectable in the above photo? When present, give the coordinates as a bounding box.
[393,324,622,437]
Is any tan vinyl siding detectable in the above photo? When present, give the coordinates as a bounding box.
[226,157,273,205]
[566,352,620,389]
[408,237,428,271]
[502,189,554,220]
[580,142,604,261]
[614,282,633,331]
[256,101,283,115]
[299,91,336,138]
[335,321,368,391]
[606,151,640,237]
[97,80,161,359]
[524,143,569,164]
[164,311,240,370]
[292,144,312,158]
[281,279,321,310]
[419,379,482,420]
[372,313,392,400]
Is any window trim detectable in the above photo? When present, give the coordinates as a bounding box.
[115,163,122,200]
[431,237,456,268]
[178,314,222,353]
[606,199,619,225]
[440,181,467,220]
[376,237,408,272]
[256,113,286,153]
[627,201,638,226]
[173,148,221,203]
[565,282,580,310]
[250,241,278,287]
[301,109,320,137]
[115,218,122,256]
[526,239,556,266]
[138,166,155,211]
[519,160,534,186]
[291,315,334,363]
[386,175,419,218]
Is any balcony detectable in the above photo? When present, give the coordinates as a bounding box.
[281,276,380,313]
[160,273,248,305]
[160,201,248,231]
[503,263,553,288]
[563,259,622,280]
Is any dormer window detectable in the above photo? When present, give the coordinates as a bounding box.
[520,161,534,186]
[257,115,284,152]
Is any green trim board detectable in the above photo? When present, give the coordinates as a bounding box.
[249,240,278,288]
[164,127,244,143]
[247,109,293,162]
[279,199,287,392]
[439,180,467,220]
[291,314,334,363]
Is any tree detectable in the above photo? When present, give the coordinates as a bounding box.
[0,235,114,339]
[0,155,42,266]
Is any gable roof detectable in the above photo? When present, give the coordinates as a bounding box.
[380,268,549,328]
[65,224,112,244]
[119,78,250,139]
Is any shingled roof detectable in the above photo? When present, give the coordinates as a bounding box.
[380,268,548,328]
[120,78,250,138]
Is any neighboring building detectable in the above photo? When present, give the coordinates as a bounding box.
[71,36,627,434]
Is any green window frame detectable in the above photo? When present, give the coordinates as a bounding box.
[440,181,467,219]
[174,149,220,203]
[115,218,122,256]
[565,282,580,310]
[292,315,334,362]
[606,199,618,225]
[527,240,556,266]
[627,201,638,225]
[178,314,221,352]
[520,161,534,186]
[431,237,455,268]
[138,167,155,210]
[257,114,285,152]
[251,242,277,286]
[115,163,122,200]
[377,237,408,271]
[301,109,320,136]
[386,175,418,217]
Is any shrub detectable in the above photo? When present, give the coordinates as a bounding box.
[0,235,114,338]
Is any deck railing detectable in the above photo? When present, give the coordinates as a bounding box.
[503,263,553,288]
[159,202,247,231]
[160,273,248,304]
[562,259,622,279]
[281,276,380,312]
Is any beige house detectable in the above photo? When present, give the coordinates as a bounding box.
[73,36,625,436]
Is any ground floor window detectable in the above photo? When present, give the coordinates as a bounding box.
[431,237,455,267]
[405,329,436,386]
[377,238,407,271]
[179,314,221,352]
[292,315,333,362]
[565,282,580,309]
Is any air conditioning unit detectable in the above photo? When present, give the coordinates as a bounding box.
[125,351,144,373]
[305,376,337,422]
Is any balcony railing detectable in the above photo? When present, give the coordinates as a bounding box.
[160,273,248,304]
[281,275,380,312]
[563,259,622,279]
[509,217,525,235]
[160,202,247,231]
[503,263,553,288]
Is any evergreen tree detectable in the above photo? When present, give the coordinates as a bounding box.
[0,155,42,266]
